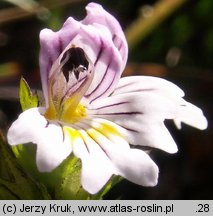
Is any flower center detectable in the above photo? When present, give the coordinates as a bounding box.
[44,46,93,124]
[44,100,86,124]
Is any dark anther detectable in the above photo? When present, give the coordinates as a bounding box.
[61,47,89,82]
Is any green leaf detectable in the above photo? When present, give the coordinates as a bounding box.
[0,132,51,199]
[12,143,89,199]
[19,77,38,111]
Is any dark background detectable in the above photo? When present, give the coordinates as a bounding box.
[0,0,212,199]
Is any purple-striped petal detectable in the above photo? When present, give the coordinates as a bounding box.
[39,18,81,103]
[39,3,127,105]
[75,130,115,194]
[87,76,207,153]
[82,2,128,68]
[86,126,158,187]
[88,92,178,153]
[80,24,123,103]
[111,75,184,97]
[111,76,208,130]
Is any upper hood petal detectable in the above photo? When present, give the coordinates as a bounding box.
[39,18,81,103]
[82,2,128,68]
[39,2,127,105]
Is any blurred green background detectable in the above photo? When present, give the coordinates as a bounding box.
[0,0,212,199]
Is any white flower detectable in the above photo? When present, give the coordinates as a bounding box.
[7,3,207,194]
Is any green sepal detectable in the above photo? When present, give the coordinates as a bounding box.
[12,143,90,199]
[12,142,121,199]
[54,156,91,200]
[11,142,76,197]
[19,77,39,111]
[55,156,123,200]
[0,132,51,199]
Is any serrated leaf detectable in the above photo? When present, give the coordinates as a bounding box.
[19,77,38,111]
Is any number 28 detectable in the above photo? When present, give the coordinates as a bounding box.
[197,204,209,212]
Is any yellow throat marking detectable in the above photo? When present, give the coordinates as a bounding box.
[44,97,86,124]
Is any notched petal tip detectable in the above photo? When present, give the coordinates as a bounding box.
[97,137,160,188]
[7,126,18,146]
[39,28,53,40]
[39,29,57,49]
[199,116,208,130]
[86,2,103,10]
[36,158,57,173]
[165,143,178,154]
[134,151,159,187]
[81,161,112,194]
[7,108,46,146]
[145,162,159,187]
[176,102,208,130]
